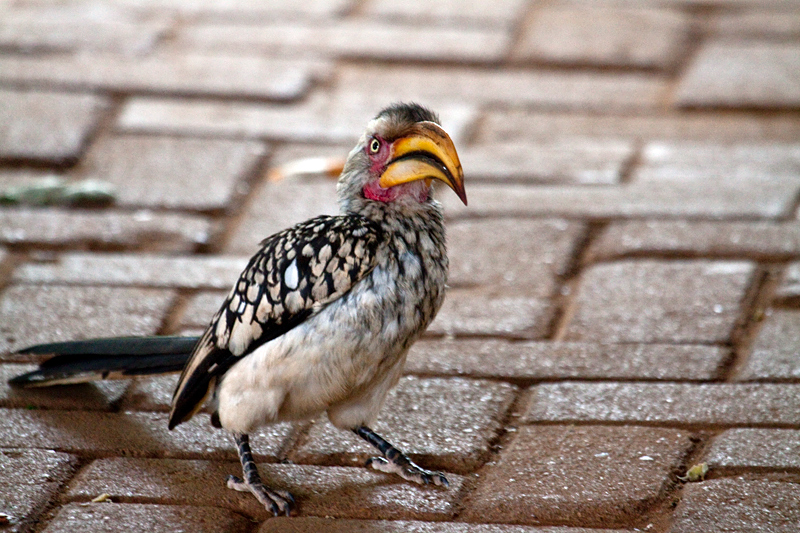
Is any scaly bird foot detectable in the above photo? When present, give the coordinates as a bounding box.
[366,455,449,487]
[226,474,296,516]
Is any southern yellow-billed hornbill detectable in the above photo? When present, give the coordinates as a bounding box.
[11,103,467,516]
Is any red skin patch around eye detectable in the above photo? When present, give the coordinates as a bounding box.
[362,136,430,204]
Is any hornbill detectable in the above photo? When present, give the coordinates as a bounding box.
[10,103,467,516]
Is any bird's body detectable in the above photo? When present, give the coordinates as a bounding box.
[213,202,447,434]
[11,103,466,516]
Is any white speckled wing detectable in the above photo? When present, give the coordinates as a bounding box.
[168,215,383,428]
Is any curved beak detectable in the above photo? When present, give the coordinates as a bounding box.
[378,121,467,205]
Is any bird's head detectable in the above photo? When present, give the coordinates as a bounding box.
[337,103,467,213]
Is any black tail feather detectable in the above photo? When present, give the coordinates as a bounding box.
[9,336,200,387]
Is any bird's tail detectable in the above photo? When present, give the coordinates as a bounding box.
[9,336,200,387]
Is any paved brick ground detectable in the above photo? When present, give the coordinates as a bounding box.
[1,1,799,531]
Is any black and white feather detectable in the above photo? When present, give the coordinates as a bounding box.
[169,215,383,428]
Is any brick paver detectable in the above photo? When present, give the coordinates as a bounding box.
[478,109,800,143]
[0,89,108,163]
[705,428,800,470]
[0,4,170,54]
[0,53,327,101]
[671,478,800,532]
[0,206,211,253]
[675,41,800,108]
[174,20,511,63]
[446,218,583,295]
[0,449,77,533]
[1,1,798,531]
[459,139,633,184]
[81,135,266,211]
[564,260,754,344]
[363,0,529,27]
[439,180,798,220]
[524,382,800,427]
[462,425,690,527]
[514,4,689,70]
[42,503,251,533]
[739,309,800,380]
[0,285,175,354]
[776,261,800,304]
[259,518,629,532]
[13,253,248,290]
[585,220,800,263]
[406,339,726,382]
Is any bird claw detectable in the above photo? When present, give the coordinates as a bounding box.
[226,475,296,516]
[366,456,449,488]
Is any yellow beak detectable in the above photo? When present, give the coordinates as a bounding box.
[378,121,467,205]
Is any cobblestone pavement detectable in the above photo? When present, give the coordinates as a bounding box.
[2,0,800,531]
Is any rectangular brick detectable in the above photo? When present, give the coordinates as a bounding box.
[13,253,248,290]
[42,503,251,533]
[0,285,175,354]
[81,135,266,210]
[635,141,800,182]
[775,261,800,304]
[428,290,552,339]
[64,458,465,522]
[117,93,477,145]
[258,517,627,532]
[461,425,690,527]
[119,374,178,412]
[224,179,339,255]
[180,291,227,331]
[712,9,800,39]
[174,19,511,63]
[515,4,688,69]
[439,181,797,220]
[460,139,633,184]
[0,52,328,100]
[406,339,726,382]
[363,0,529,27]
[447,219,584,296]
[0,4,170,54]
[705,428,800,471]
[0,205,211,253]
[585,220,800,263]
[565,260,754,344]
[524,382,800,426]
[335,65,668,111]
[739,309,800,380]
[0,449,77,533]
[672,478,800,533]
[290,376,516,474]
[0,89,108,163]
[0,409,295,461]
[675,41,800,109]
[478,109,800,143]
[102,0,354,21]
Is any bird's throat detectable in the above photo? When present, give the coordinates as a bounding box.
[363,180,429,204]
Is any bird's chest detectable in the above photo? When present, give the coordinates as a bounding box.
[369,225,447,337]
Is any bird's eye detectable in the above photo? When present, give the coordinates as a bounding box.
[369,138,381,154]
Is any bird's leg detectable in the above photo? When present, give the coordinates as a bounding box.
[353,425,449,487]
[226,433,295,516]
